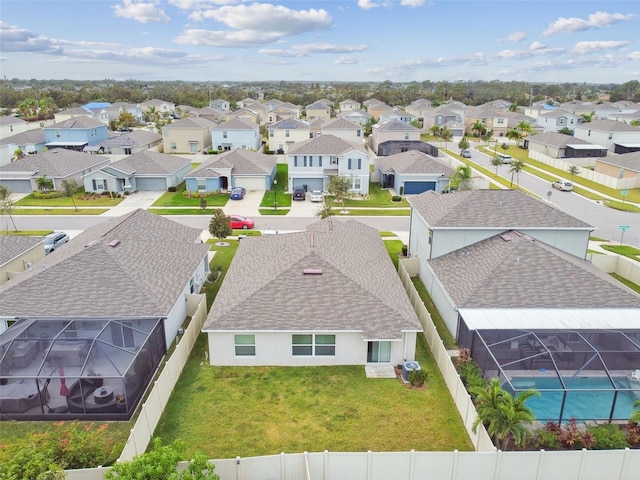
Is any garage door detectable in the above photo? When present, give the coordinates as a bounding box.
[234,176,265,191]
[403,181,436,194]
[136,177,167,191]
[0,179,32,193]
[292,178,323,191]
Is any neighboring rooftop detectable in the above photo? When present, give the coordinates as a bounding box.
[288,134,367,156]
[375,150,454,176]
[0,236,43,266]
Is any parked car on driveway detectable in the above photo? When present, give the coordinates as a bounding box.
[310,190,324,202]
[227,215,254,230]
[230,187,246,200]
[43,232,70,255]
[552,179,573,192]
[292,187,306,201]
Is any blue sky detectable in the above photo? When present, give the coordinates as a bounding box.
[0,1,638,83]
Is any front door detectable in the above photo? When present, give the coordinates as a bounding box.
[367,341,391,363]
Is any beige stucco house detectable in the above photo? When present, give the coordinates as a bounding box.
[162,117,214,154]
[0,236,45,286]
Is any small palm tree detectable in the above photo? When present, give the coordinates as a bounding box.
[490,156,503,175]
[506,128,522,147]
[509,159,525,188]
[36,175,53,193]
[568,165,581,180]
[471,120,486,137]
[429,124,440,137]
[440,127,453,150]
[451,164,473,191]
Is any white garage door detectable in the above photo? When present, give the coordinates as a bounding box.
[234,176,265,190]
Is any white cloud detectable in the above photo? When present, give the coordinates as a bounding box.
[572,40,628,55]
[169,0,241,9]
[358,0,380,9]
[400,0,426,7]
[500,31,527,42]
[529,41,546,51]
[0,21,63,54]
[113,0,170,24]
[542,11,635,36]
[335,56,362,65]
[175,28,279,47]
[259,43,368,57]
[497,50,531,60]
[628,52,640,61]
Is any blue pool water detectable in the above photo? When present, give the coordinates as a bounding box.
[506,376,640,422]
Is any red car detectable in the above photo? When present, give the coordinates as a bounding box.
[227,215,254,230]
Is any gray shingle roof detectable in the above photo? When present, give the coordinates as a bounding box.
[575,120,640,133]
[527,132,592,148]
[187,149,276,177]
[0,129,45,146]
[409,190,593,229]
[47,117,105,129]
[0,149,108,177]
[322,118,361,130]
[0,236,43,266]
[428,231,640,309]
[375,119,420,132]
[203,219,422,339]
[375,150,455,175]
[288,134,367,156]
[596,151,640,171]
[212,118,257,130]
[0,209,209,317]
[99,130,161,147]
[107,151,191,175]
[269,118,309,130]
[0,116,27,126]
[164,117,214,129]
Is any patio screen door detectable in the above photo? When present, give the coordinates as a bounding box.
[367,341,391,363]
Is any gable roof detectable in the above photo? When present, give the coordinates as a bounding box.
[375,150,455,176]
[288,134,367,156]
[575,119,640,133]
[0,209,209,317]
[0,149,108,177]
[212,117,257,131]
[321,118,361,130]
[409,190,593,230]
[98,130,161,147]
[0,236,43,267]
[104,151,191,175]
[526,132,593,148]
[164,117,214,129]
[203,219,422,338]
[428,231,640,309]
[596,151,640,172]
[269,118,310,130]
[0,116,27,126]
[187,148,276,177]
[0,128,45,146]
[46,117,105,129]
[373,119,420,132]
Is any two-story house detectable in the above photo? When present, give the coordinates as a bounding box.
[537,110,580,133]
[338,99,360,112]
[287,134,370,194]
[211,118,261,152]
[162,117,214,154]
[0,116,28,141]
[404,99,432,123]
[43,117,109,151]
[338,109,373,127]
[320,118,363,143]
[306,99,333,120]
[209,98,230,111]
[573,120,640,153]
[380,108,415,124]
[96,130,162,155]
[267,118,311,154]
[0,129,46,167]
[139,99,176,118]
[371,119,422,155]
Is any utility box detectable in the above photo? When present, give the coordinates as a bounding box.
[402,361,421,383]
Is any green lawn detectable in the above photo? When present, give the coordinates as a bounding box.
[10,208,108,215]
[610,273,640,294]
[153,182,229,207]
[411,277,457,350]
[0,230,51,236]
[153,333,472,459]
[260,163,291,211]
[600,244,640,262]
[340,183,410,207]
[15,192,123,207]
[330,208,410,217]
[148,208,221,215]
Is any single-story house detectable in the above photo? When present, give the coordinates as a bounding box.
[0,149,110,193]
[0,129,46,167]
[0,209,210,420]
[83,151,192,193]
[203,219,422,366]
[185,148,277,192]
[375,150,454,195]
[525,132,608,160]
[0,236,45,287]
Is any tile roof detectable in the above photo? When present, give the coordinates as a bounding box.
[287,134,367,156]
[107,151,191,175]
[47,117,105,129]
[409,190,593,229]
[0,129,45,146]
[428,231,640,309]
[0,149,108,177]
[0,236,43,266]
[0,209,209,317]
[375,150,455,176]
[526,132,592,148]
[187,148,276,177]
[203,219,422,338]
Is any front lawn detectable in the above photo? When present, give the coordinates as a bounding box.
[9,208,108,215]
[260,163,291,212]
[601,244,640,262]
[16,192,123,207]
[340,183,410,207]
[153,182,229,207]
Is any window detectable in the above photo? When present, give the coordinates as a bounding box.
[352,178,361,190]
[285,130,290,138]
[357,130,361,137]
[269,130,274,137]
[92,179,107,190]
[124,148,132,155]
[189,142,198,153]
[303,156,307,167]
[319,156,323,167]
[223,131,227,138]
[330,157,338,166]
[197,178,206,191]
[292,334,335,356]
[56,130,60,138]
[235,334,256,356]
[170,142,177,150]
[294,156,298,167]
[497,118,504,125]
[608,133,613,140]
[404,133,409,140]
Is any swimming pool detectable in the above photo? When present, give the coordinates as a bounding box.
[505,376,640,422]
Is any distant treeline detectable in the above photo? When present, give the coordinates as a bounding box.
[1,79,638,112]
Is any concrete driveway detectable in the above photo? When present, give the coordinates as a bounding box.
[289,195,323,217]
[222,190,263,217]
[101,190,164,216]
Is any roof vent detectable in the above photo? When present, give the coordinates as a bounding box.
[84,240,99,248]
[108,239,121,247]
[500,234,512,242]
[303,268,322,275]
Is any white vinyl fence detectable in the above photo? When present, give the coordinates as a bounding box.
[588,252,640,286]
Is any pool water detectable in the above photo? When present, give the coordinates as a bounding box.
[506,376,640,422]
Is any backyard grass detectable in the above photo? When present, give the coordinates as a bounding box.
[260,163,291,212]
[15,192,123,207]
[0,230,51,236]
[411,277,457,350]
[152,333,472,459]
[9,208,108,215]
[384,239,404,270]
[610,273,640,294]
[153,182,229,207]
[600,244,640,262]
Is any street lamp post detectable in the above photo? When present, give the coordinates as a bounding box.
[273,179,277,211]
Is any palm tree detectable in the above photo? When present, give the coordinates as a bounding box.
[506,128,522,147]
[451,164,473,191]
[36,175,53,193]
[440,127,453,150]
[471,120,486,137]
[429,124,440,137]
[458,136,470,154]
[516,121,532,142]
[472,378,539,450]
[568,165,581,180]
[490,156,503,175]
[509,159,525,188]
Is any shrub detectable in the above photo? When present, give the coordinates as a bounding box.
[587,424,629,450]
[408,369,426,387]
[501,143,509,150]
[544,418,595,450]
[457,355,487,397]
[399,186,404,196]
[401,244,408,257]
[391,195,402,202]
[168,186,177,192]
[33,190,62,199]
[627,422,640,447]
[532,429,562,450]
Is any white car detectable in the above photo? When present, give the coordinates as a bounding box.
[552,179,573,192]
[309,190,324,202]
[43,232,70,255]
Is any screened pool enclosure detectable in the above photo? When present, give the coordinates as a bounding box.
[0,317,166,421]
[468,329,640,423]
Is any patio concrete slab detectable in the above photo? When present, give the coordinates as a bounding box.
[365,365,397,379]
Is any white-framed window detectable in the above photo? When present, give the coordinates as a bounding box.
[497,118,504,125]
[197,178,206,190]
[189,142,198,153]
[92,178,107,190]
[235,334,255,356]
[330,157,338,166]
[56,130,61,138]
[285,130,290,138]
[170,142,177,150]
[223,131,227,138]
[124,148,132,155]
[292,334,335,356]
[404,133,409,139]
[357,130,361,137]
[269,130,274,137]
[352,178,361,190]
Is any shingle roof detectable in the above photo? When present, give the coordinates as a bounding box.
[375,150,455,176]
[107,151,191,175]
[187,149,276,177]
[46,117,105,129]
[212,117,257,130]
[98,130,161,147]
[527,132,592,148]
[0,209,209,317]
[0,236,43,266]
[203,219,422,338]
[164,117,214,129]
[0,129,45,146]
[374,119,420,132]
[322,118,360,130]
[0,116,27,126]
[596,151,640,171]
[287,134,367,156]
[576,120,640,133]
[428,231,640,309]
[269,118,310,130]
[0,149,108,177]
[409,190,593,229]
